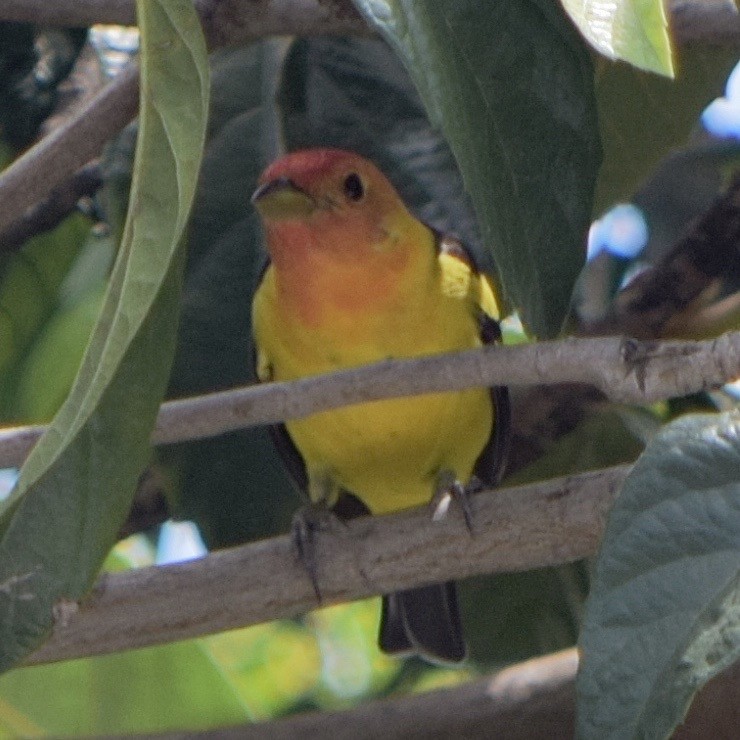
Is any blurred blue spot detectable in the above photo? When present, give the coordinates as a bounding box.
[702,59,740,138]
[587,204,648,261]
[702,99,740,139]
[726,60,740,101]
[0,468,18,502]
[89,25,140,79]
[156,520,208,565]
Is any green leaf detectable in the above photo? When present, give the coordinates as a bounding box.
[0,0,209,671]
[13,284,106,423]
[461,564,588,666]
[576,411,740,739]
[167,43,298,546]
[561,0,673,76]
[0,544,250,736]
[353,0,601,337]
[0,213,91,410]
[279,36,487,270]
[594,45,739,213]
[0,635,251,736]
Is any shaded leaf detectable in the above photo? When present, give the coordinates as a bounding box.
[168,42,296,546]
[576,410,740,739]
[354,0,601,337]
[561,0,673,76]
[0,0,209,670]
[594,45,738,214]
[0,548,249,736]
[461,564,588,667]
[0,213,91,415]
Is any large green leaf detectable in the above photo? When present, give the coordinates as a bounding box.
[561,0,672,76]
[0,0,209,670]
[353,0,601,337]
[576,410,740,739]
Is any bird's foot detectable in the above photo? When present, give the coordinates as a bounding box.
[291,503,347,603]
[430,471,477,535]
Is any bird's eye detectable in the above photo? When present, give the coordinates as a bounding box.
[343,173,365,202]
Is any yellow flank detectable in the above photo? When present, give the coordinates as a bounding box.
[253,218,494,515]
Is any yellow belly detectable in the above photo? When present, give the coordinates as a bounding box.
[287,386,492,514]
[252,250,496,515]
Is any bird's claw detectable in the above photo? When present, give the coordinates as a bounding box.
[291,504,346,602]
[430,473,476,535]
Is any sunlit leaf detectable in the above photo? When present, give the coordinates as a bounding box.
[561,0,673,76]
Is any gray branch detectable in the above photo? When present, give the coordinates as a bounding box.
[235,649,580,739]
[25,465,628,665]
[1,1,735,43]
[154,649,740,739]
[0,64,138,237]
[1,331,738,468]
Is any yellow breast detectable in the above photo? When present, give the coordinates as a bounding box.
[253,233,497,514]
[285,385,492,513]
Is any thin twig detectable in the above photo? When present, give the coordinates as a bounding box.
[0,332,738,468]
[25,465,628,665]
[0,65,138,237]
[0,163,102,253]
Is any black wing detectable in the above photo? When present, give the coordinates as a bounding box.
[436,232,511,487]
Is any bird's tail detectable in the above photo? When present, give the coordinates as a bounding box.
[379,581,466,664]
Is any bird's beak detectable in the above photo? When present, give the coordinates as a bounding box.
[251,177,316,220]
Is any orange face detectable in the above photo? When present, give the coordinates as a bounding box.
[252,148,409,265]
[252,149,428,325]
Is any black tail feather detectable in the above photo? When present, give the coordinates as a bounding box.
[333,493,467,664]
[379,582,466,664]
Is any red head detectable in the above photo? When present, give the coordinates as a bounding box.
[252,148,414,265]
[252,149,432,324]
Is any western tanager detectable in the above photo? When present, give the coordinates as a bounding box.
[251,148,510,663]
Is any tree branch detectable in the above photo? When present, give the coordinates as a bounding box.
[25,465,628,665]
[0,332,737,468]
[669,0,740,42]
[237,649,580,740]
[0,0,137,26]
[1,0,736,44]
[591,173,740,339]
[150,648,740,739]
[0,163,102,254]
[0,65,138,238]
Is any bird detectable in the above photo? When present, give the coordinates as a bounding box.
[251,148,510,663]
